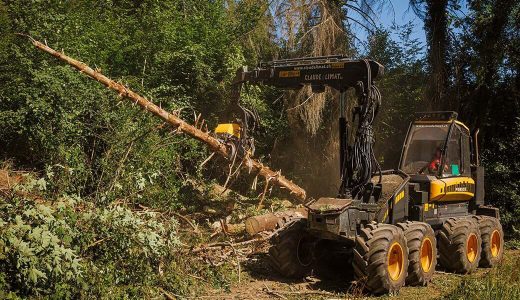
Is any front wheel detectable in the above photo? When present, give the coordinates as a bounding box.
[398,221,437,286]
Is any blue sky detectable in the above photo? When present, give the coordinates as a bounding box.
[377,1,425,43]
[349,0,471,53]
[349,1,426,51]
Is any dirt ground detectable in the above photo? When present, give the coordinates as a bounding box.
[201,249,520,300]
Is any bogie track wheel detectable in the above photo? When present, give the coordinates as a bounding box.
[397,221,437,286]
[438,217,481,274]
[268,220,315,278]
[353,223,409,294]
[472,216,504,267]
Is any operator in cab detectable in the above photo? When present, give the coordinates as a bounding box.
[418,147,447,175]
[428,147,442,173]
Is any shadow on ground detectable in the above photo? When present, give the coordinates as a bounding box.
[241,251,365,295]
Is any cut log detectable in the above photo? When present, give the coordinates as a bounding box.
[25,37,307,202]
[245,208,308,236]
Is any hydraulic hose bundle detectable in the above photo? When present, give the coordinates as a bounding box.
[339,59,382,199]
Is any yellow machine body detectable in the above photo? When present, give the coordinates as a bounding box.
[214,123,241,138]
[429,177,475,201]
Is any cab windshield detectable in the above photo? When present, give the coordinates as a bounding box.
[401,124,449,174]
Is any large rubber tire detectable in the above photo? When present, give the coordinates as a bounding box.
[472,216,504,267]
[353,223,409,294]
[268,220,314,278]
[397,221,437,286]
[438,217,481,274]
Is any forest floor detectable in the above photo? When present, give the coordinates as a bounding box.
[2,168,518,299]
[202,249,520,299]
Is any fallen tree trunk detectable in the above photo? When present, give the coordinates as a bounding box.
[25,37,306,202]
[244,208,308,236]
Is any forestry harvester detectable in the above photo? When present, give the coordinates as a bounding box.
[234,56,504,294]
[27,37,503,294]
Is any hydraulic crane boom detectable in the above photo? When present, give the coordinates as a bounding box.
[232,56,384,199]
[233,56,383,92]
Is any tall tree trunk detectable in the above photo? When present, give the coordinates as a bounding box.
[424,0,450,110]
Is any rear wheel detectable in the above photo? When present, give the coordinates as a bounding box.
[397,221,436,286]
[353,223,408,294]
[268,220,315,278]
[472,216,504,267]
[438,217,481,273]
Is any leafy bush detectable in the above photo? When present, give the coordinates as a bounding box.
[0,180,82,297]
[0,0,254,209]
[481,120,520,230]
[78,206,180,286]
[0,175,234,298]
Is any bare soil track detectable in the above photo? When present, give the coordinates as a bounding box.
[203,249,520,299]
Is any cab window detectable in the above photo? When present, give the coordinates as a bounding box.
[442,127,462,177]
[401,124,449,174]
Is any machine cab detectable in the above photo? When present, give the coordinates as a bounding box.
[399,112,476,203]
[400,112,472,179]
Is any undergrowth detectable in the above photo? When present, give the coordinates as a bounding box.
[0,174,238,299]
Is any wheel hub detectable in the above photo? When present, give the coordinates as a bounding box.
[387,242,404,281]
[466,233,478,263]
[491,230,501,258]
[420,237,433,272]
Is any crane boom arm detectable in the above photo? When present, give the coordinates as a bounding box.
[233,56,383,93]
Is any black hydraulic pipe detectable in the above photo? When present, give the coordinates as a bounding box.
[339,116,348,197]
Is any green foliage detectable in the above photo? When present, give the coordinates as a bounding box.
[79,206,180,283]
[0,177,236,298]
[0,179,82,296]
[0,1,10,62]
[368,24,426,168]
[0,0,255,208]
[481,120,520,230]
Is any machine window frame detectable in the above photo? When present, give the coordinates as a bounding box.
[439,122,465,178]
[460,128,472,176]
[460,133,465,173]
[398,123,413,170]
[399,122,451,175]
[437,122,453,177]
